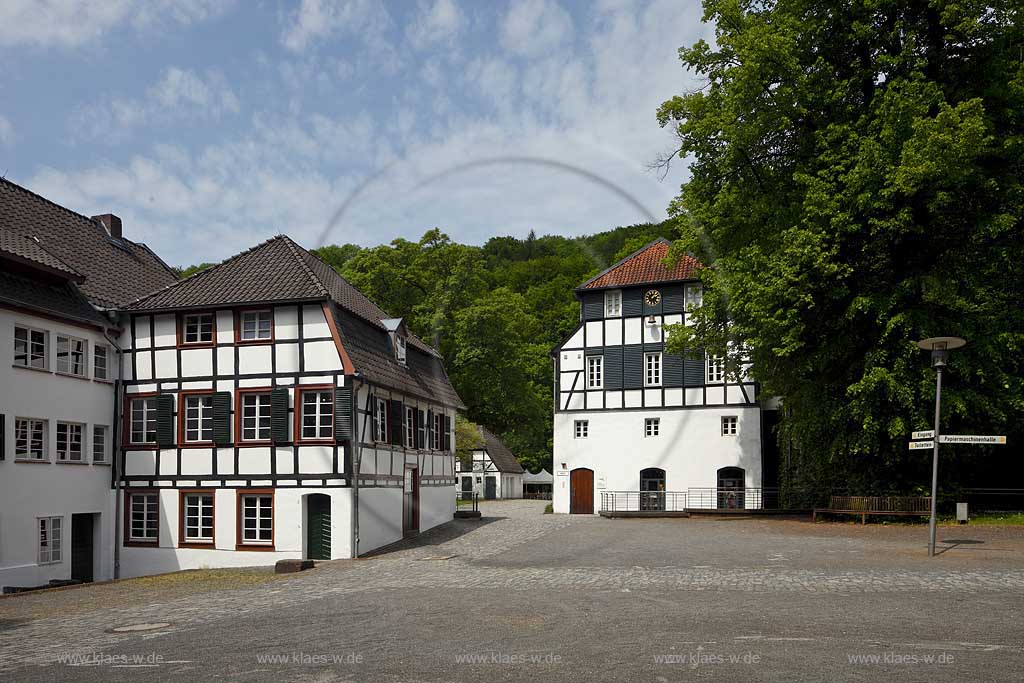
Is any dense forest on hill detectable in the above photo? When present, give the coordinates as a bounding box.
[181,221,676,473]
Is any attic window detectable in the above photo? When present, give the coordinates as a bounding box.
[395,334,407,364]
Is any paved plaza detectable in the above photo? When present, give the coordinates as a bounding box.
[2,500,1023,681]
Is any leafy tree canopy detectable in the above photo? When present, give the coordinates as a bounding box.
[660,0,1024,490]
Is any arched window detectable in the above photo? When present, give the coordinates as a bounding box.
[640,467,666,511]
[717,467,745,509]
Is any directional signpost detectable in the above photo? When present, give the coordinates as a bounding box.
[939,435,1007,445]
[908,440,935,450]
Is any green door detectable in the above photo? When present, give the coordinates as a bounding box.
[307,494,331,560]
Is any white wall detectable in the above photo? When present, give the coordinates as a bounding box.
[552,406,762,514]
[0,308,117,587]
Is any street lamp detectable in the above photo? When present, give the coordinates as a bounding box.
[916,336,967,557]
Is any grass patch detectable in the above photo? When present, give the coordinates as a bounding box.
[940,511,1024,526]
[544,503,553,514]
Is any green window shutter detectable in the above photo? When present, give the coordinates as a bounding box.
[271,387,291,444]
[427,409,434,449]
[334,385,354,441]
[155,394,175,447]
[443,414,452,452]
[211,392,232,446]
[389,399,404,446]
[416,409,426,449]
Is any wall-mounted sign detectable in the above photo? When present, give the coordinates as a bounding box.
[912,430,935,440]
[556,470,569,476]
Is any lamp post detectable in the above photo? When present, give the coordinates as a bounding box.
[915,336,966,557]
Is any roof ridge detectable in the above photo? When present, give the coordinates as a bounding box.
[126,234,286,308]
[575,237,674,290]
[279,235,329,298]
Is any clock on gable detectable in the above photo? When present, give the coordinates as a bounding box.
[644,289,661,307]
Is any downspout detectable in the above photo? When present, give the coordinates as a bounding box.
[102,318,124,580]
[351,375,361,559]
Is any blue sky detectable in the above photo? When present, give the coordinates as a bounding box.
[1,0,710,267]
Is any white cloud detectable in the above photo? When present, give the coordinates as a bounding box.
[0,115,14,145]
[280,0,391,52]
[0,0,230,48]
[406,0,466,48]
[499,0,574,58]
[27,0,712,267]
[70,67,240,140]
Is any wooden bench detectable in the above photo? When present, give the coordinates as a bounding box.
[813,496,931,524]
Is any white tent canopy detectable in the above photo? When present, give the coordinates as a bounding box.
[523,469,553,484]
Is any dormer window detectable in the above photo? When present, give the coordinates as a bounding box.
[381,317,408,366]
[395,334,407,364]
[604,290,622,317]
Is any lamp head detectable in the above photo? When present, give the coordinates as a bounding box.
[916,337,966,369]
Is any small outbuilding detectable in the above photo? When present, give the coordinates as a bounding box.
[523,469,554,500]
[455,427,524,499]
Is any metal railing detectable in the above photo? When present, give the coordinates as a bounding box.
[456,492,479,512]
[825,495,931,513]
[600,491,688,512]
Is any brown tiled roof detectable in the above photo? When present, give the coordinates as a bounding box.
[0,177,178,307]
[0,228,83,280]
[478,426,523,473]
[0,270,109,328]
[577,238,701,290]
[128,235,462,407]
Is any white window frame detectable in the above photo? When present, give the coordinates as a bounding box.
[55,333,87,376]
[240,493,273,546]
[183,395,215,443]
[129,397,157,445]
[240,310,273,341]
[15,417,47,460]
[93,425,108,463]
[395,334,407,364]
[586,356,603,389]
[574,420,588,438]
[684,284,703,311]
[182,313,215,345]
[38,516,62,564]
[432,413,443,450]
[93,343,110,380]
[241,393,272,442]
[644,417,660,438]
[128,492,158,542]
[14,326,48,370]
[706,355,725,384]
[56,421,84,462]
[405,406,415,448]
[644,352,662,387]
[721,416,738,436]
[300,389,334,441]
[374,398,388,443]
[604,289,622,317]
[182,492,214,543]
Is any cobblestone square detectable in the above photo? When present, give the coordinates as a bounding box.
[2,500,1023,681]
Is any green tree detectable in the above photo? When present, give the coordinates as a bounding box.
[454,415,485,472]
[659,1,1024,490]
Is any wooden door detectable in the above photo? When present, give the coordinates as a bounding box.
[570,468,594,514]
[70,514,94,583]
[403,467,419,535]
[484,476,497,500]
[307,494,331,560]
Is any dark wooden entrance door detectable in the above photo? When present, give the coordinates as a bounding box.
[403,467,419,535]
[569,468,594,514]
[307,494,331,560]
[70,513,94,583]
[484,476,497,500]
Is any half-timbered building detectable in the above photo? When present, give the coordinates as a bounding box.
[0,178,177,589]
[551,239,768,514]
[455,426,524,499]
[116,235,462,576]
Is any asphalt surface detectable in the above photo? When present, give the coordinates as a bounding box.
[3,501,1023,682]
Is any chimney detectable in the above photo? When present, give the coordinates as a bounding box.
[92,213,122,239]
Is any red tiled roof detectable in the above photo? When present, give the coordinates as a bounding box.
[578,238,701,290]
